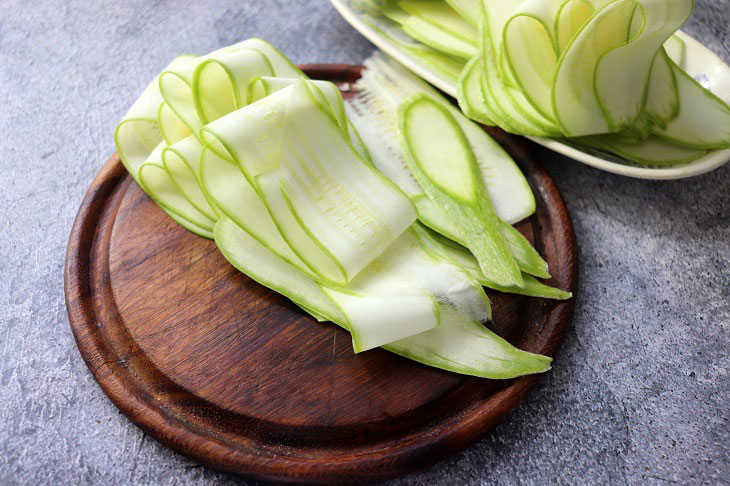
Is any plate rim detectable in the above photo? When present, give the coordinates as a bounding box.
[64,64,578,484]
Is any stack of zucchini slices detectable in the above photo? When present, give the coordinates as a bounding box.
[115,39,569,379]
[368,0,730,166]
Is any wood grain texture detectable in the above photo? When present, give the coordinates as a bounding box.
[64,65,578,484]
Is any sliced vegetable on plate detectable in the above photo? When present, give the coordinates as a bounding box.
[330,0,730,177]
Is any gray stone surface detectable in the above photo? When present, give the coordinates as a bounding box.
[0,0,728,484]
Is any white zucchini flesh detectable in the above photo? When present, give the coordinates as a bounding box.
[382,1,477,60]
[481,0,563,134]
[384,304,552,379]
[555,0,595,54]
[642,49,680,128]
[410,194,549,279]
[192,48,274,124]
[368,6,467,84]
[249,76,376,165]
[216,216,548,377]
[664,34,686,67]
[215,216,347,325]
[501,0,564,122]
[480,10,561,137]
[350,52,535,224]
[403,16,478,60]
[399,94,523,288]
[399,0,478,44]
[444,0,480,27]
[200,80,416,285]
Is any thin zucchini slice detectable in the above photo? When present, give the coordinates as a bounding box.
[351,52,535,224]
[162,135,219,221]
[216,217,547,377]
[457,55,496,125]
[593,0,693,131]
[399,93,523,288]
[115,55,196,184]
[138,143,215,235]
[652,59,730,149]
[552,0,637,136]
[201,80,416,284]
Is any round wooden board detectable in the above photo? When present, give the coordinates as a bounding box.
[65,65,577,484]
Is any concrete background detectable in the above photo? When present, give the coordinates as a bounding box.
[0,0,728,484]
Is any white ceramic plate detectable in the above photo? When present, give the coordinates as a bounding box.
[331,0,730,179]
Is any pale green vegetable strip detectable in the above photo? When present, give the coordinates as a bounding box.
[399,93,523,288]
[457,56,495,125]
[164,209,214,239]
[652,59,730,149]
[162,135,219,221]
[193,48,273,124]
[367,13,466,84]
[480,2,561,137]
[399,0,478,43]
[411,195,549,278]
[247,77,351,142]
[643,49,680,128]
[552,0,637,136]
[350,51,535,224]
[198,147,312,272]
[664,34,686,67]
[248,76,373,163]
[576,134,708,166]
[215,216,347,324]
[342,228,491,323]
[417,225,569,299]
[384,304,552,379]
[158,102,192,145]
[593,0,693,131]
[115,55,196,184]
[201,80,416,284]
[216,216,547,377]
[403,16,478,60]
[323,289,439,352]
[445,0,481,26]
[396,0,478,59]
[137,143,215,235]
[502,0,562,122]
[556,0,595,54]
[160,38,301,137]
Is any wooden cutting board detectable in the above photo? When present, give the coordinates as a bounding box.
[64,65,577,484]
